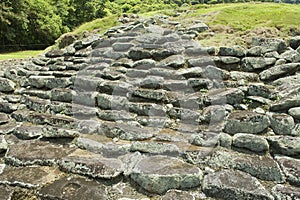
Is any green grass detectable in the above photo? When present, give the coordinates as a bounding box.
[72,14,120,35]
[0,50,43,61]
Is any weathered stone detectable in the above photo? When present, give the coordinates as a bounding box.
[247,46,263,56]
[268,113,295,135]
[207,149,284,182]
[97,93,128,110]
[241,57,276,71]
[38,176,109,200]
[132,88,166,102]
[272,184,300,200]
[5,139,76,166]
[217,132,232,148]
[203,169,274,200]
[128,48,152,60]
[230,71,259,82]
[252,38,287,54]
[188,22,209,33]
[224,111,270,134]
[0,78,15,92]
[97,109,136,121]
[0,165,64,188]
[290,36,300,49]
[51,88,75,103]
[0,101,18,113]
[280,50,300,63]
[288,107,300,120]
[187,57,215,68]
[130,141,179,155]
[205,65,230,80]
[42,126,79,138]
[260,63,300,81]
[232,133,269,152]
[159,55,185,69]
[101,122,153,141]
[218,46,245,57]
[267,136,300,157]
[0,113,9,125]
[270,90,300,112]
[128,102,166,116]
[21,95,50,113]
[162,189,202,200]
[112,42,134,52]
[45,49,64,58]
[175,67,203,78]
[14,125,43,139]
[248,84,275,99]
[205,88,244,106]
[59,149,123,179]
[130,155,202,194]
[275,156,300,186]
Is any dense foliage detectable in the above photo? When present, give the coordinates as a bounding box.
[0,0,299,52]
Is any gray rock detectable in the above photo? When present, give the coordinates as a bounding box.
[218,132,232,148]
[280,50,300,63]
[97,109,136,121]
[128,48,152,60]
[140,76,164,89]
[130,155,202,194]
[162,189,201,200]
[207,149,284,182]
[247,46,262,56]
[269,113,295,135]
[38,176,109,200]
[290,36,300,49]
[247,84,275,99]
[112,42,134,52]
[42,126,79,138]
[188,22,209,33]
[0,78,16,92]
[224,111,270,134]
[205,88,244,105]
[218,46,245,57]
[45,49,64,58]
[260,63,300,81]
[241,57,276,71]
[291,124,300,136]
[132,88,166,102]
[205,65,230,80]
[272,184,300,200]
[187,56,215,68]
[288,107,300,120]
[159,55,185,69]
[232,133,269,152]
[59,149,124,179]
[50,88,76,103]
[130,141,179,155]
[14,125,43,139]
[230,71,259,82]
[132,59,156,69]
[97,93,128,110]
[101,122,153,141]
[203,169,274,200]
[176,67,203,78]
[252,38,287,54]
[275,156,300,186]
[267,136,300,156]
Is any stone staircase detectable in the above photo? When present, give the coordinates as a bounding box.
[0,17,299,199]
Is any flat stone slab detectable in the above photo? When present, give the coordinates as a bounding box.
[59,149,124,179]
[0,165,64,188]
[203,169,274,200]
[38,176,109,200]
[5,139,76,166]
[13,125,43,139]
[0,113,9,125]
[207,148,284,182]
[232,133,269,152]
[272,184,300,200]
[275,156,300,186]
[130,155,202,194]
[224,111,270,134]
[0,78,16,92]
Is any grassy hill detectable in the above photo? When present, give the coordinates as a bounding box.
[65,2,300,48]
[2,2,300,60]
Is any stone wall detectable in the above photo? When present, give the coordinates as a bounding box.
[0,17,299,199]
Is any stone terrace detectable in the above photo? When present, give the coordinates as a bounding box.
[0,16,299,199]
